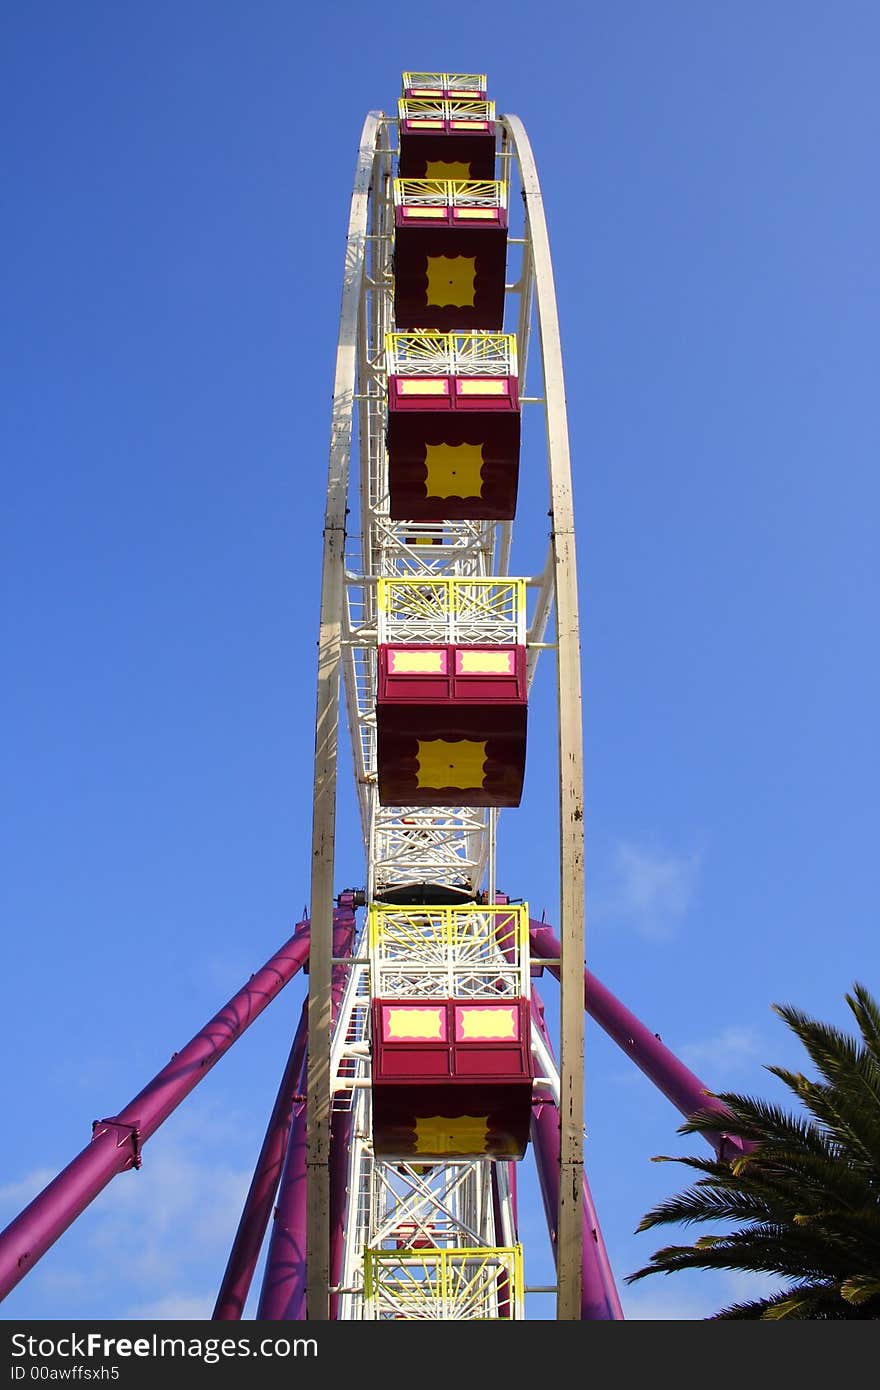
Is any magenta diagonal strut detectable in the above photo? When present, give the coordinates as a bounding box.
[253,1052,309,1321]
[0,919,312,1304]
[212,993,311,1320]
[529,920,752,1159]
[530,990,624,1319]
[257,900,357,1320]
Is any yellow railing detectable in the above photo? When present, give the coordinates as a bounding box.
[363,1245,524,1320]
[398,98,496,125]
[393,178,507,209]
[368,903,529,1000]
[402,72,487,95]
[369,901,527,953]
[377,576,526,646]
[385,331,517,378]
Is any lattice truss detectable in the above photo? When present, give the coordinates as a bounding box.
[367,802,487,904]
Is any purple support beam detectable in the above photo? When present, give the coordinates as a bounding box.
[530,992,624,1320]
[529,920,752,1160]
[254,1096,354,1321]
[255,1061,309,1320]
[257,899,357,1320]
[0,919,312,1305]
[328,1105,354,1321]
[212,994,310,1320]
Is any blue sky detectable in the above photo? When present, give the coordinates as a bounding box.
[2,1,878,1324]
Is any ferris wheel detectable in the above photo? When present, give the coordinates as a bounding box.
[0,70,747,1325]
[297,70,590,1322]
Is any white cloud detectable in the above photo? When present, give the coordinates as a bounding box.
[724,1269,786,1302]
[27,1265,93,1298]
[124,1293,217,1320]
[680,1026,765,1079]
[197,951,260,998]
[621,1269,783,1320]
[0,1101,269,1319]
[86,1118,253,1289]
[0,1093,292,1321]
[594,841,701,941]
[0,1167,57,1211]
[620,1283,719,1320]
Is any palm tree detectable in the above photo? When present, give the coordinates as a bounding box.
[626,982,880,1318]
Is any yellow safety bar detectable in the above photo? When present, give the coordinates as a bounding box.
[385,331,517,377]
[393,178,507,208]
[364,1245,524,1320]
[398,98,496,124]
[402,72,487,94]
[369,901,528,954]
[377,575,525,617]
[376,576,526,647]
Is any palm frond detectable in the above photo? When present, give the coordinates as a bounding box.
[847,983,880,1063]
[840,1275,880,1306]
[627,982,880,1319]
